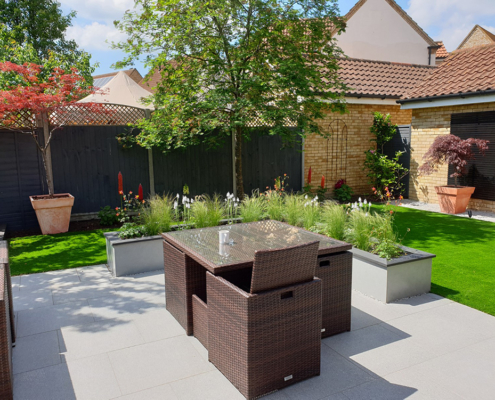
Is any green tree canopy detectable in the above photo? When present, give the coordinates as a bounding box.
[0,1,96,86]
[115,0,348,197]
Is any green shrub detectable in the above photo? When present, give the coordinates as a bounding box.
[240,192,266,222]
[265,191,285,221]
[284,194,304,227]
[191,194,224,228]
[301,196,320,230]
[98,206,119,226]
[118,222,148,240]
[321,202,347,241]
[140,195,174,235]
[346,209,373,251]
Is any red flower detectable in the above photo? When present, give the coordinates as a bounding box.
[138,184,144,201]
[115,207,119,211]
[308,167,312,184]
[321,175,325,189]
[390,211,394,215]
[118,172,123,194]
[335,179,345,189]
[372,187,376,192]
[116,213,120,217]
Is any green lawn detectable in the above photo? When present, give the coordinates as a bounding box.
[8,229,113,276]
[384,205,495,317]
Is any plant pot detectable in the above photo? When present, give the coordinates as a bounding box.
[351,246,435,303]
[29,194,74,235]
[434,186,475,214]
[104,232,164,277]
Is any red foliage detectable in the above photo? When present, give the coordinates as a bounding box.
[118,172,123,195]
[320,175,325,189]
[308,167,312,184]
[0,62,101,129]
[419,135,489,185]
[138,184,144,201]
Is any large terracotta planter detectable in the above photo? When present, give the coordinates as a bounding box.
[434,186,475,214]
[29,194,75,235]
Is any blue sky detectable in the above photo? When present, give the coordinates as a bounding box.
[59,0,495,77]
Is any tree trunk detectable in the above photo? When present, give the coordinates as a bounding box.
[42,113,55,196]
[40,147,55,197]
[235,126,245,199]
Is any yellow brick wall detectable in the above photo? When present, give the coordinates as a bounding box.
[459,28,494,50]
[304,104,412,195]
[409,102,495,211]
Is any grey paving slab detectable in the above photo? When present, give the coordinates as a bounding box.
[323,324,434,376]
[133,308,184,343]
[13,363,77,400]
[76,264,113,283]
[66,353,122,400]
[110,384,178,400]
[350,306,382,331]
[13,330,62,374]
[382,301,495,356]
[319,394,349,400]
[108,335,213,395]
[16,300,94,337]
[280,346,375,400]
[58,321,145,362]
[52,281,117,304]
[11,275,20,291]
[13,288,53,311]
[19,269,80,290]
[87,293,164,324]
[170,370,245,400]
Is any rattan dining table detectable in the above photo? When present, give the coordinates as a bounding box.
[162,220,353,339]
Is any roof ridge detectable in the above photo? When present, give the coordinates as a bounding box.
[479,25,495,41]
[340,56,437,69]
[451,41,495,55]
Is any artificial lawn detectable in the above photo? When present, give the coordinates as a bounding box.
[8,229,113,276]
[382,205,495,317]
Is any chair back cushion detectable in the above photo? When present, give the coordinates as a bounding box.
[250,241,319,293]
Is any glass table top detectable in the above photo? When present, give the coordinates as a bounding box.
[165,220,347,267]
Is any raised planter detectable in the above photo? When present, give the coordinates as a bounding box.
[435,186,475,214]
[30,194,74,235]
[104,232,164,277]
[351,246,435,303]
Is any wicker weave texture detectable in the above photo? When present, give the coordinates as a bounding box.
[207,272,322,400]
[192,295,208,349]
[0,244,14,399]
[163,240,206,335]
[316,252,353,338]
[250,241,319,293]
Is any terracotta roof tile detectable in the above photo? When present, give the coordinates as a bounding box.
[337,58,435,98]
[402,43,495,100]
[435,41,449,58]
[93,69,143,85]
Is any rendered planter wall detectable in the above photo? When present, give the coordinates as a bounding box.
[104,232,164,277]
[351,246,435,303]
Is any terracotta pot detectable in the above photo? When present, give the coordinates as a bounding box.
[29,194,75,235]
[434,186,475,214]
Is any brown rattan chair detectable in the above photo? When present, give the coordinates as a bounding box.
[207,241,322,399]
[0,241,15,400]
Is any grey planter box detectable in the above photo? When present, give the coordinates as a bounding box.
[104,232,164,277]
[351,246,435,303]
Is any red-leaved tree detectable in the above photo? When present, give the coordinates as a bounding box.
[0,62,102,196]
[419,134,489,187]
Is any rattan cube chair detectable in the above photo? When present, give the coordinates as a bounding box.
[207,241,322,400]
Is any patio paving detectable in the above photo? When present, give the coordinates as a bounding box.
[11,265,495,400]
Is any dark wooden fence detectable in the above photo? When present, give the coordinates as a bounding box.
[0,127,302,231]
[383,125,411,198]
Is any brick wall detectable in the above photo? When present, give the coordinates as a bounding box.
[459,28,494,50]
[304,104,412,196]
[409,102,495,211]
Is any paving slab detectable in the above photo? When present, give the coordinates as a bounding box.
[76,264,113,283]
[19,269,81,290]
[52,281,117,304]
[16,300,94,337]
[170,370,244,400]
[110,383,178,400]
[13,330,62,374]
[108,335,213,395]
[13,288,53,311]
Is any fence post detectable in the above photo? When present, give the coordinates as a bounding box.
[232,130,237,198]
[145,109,156,197]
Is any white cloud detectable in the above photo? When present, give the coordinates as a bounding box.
[66,22,127,51]
[60,0,135,23]
[407,0,495,51]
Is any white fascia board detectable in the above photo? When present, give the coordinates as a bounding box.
[399,94,495,109]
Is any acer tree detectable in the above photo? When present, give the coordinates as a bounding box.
[0,62,99,196]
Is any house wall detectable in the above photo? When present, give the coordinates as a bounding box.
[458,27,494,50]
[335,0,434,66]
[408,102,495,212]
[304,103,412,196]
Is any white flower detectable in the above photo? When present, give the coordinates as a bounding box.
[359,197,362,203]
[186,203,190,209]
[173,201,178,209]
[191,199,194,203]
[176,193,180,199]
[234,203,238,208]
[236,197,240,202]
[365,213,368,216]
[226,192,230,198]
[369,202,372,207]
[305,195,308,199]
[364,199,367,205]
